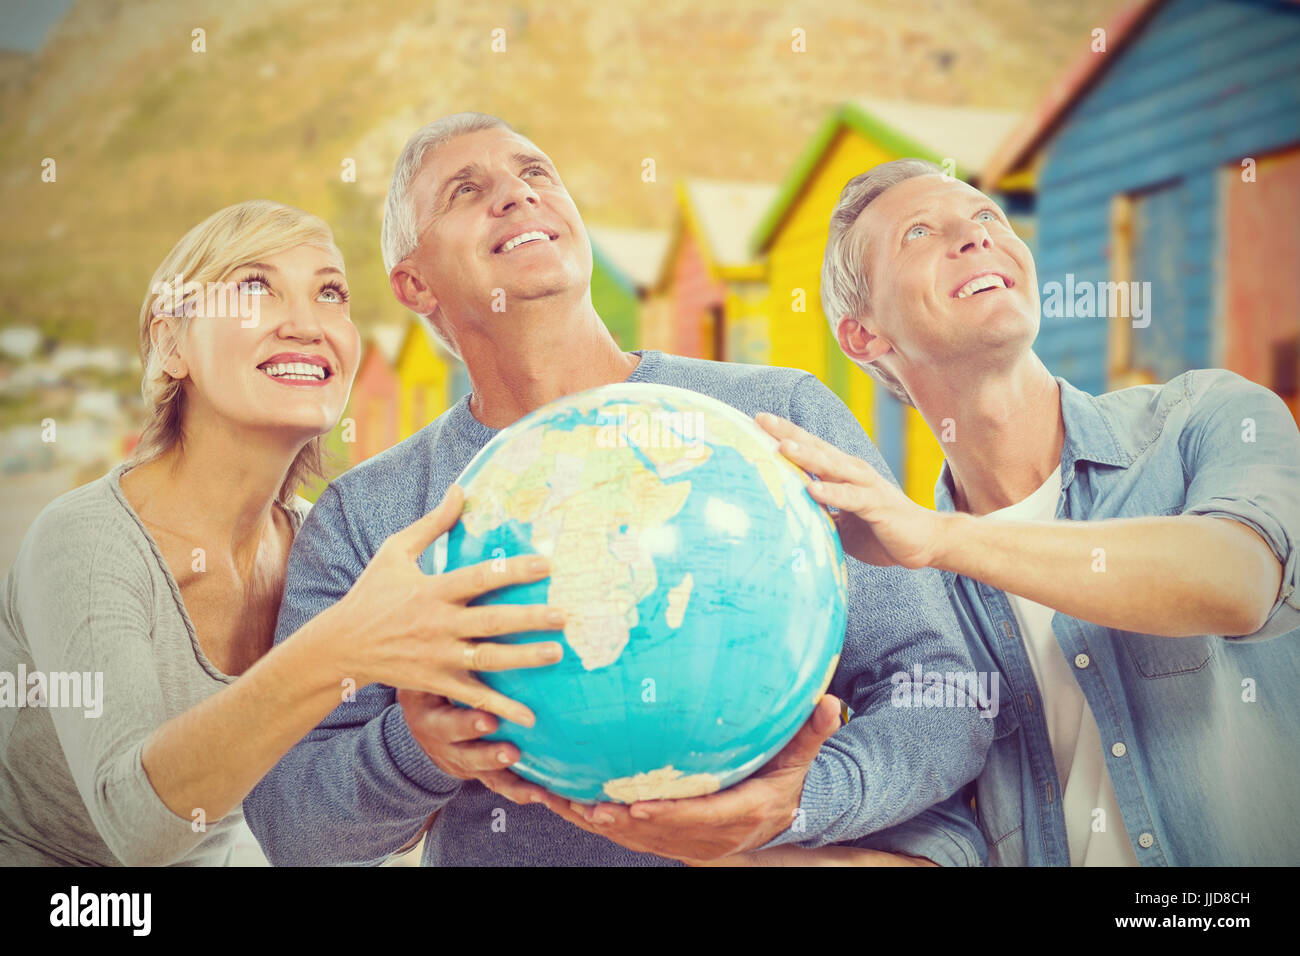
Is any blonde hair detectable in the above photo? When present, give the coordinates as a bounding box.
[129,199,340,505]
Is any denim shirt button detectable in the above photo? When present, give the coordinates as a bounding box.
[1138,832,1155,848]
[1111,742,1127,757]
[1074,653,1090,669]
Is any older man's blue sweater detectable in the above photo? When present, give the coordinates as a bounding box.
[243,350,991,866]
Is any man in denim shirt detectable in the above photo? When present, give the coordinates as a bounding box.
[759,158,1300,866]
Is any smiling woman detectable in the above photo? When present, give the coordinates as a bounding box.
[130,203,346,501]
[0,199,571,867]
[130,203,358,504]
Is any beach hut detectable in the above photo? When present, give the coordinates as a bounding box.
[346,323,404,464]
[647,180,777,365]
[585,230,646,350]
[982,0,1300,417]
[394,316,454,439]
[587,226,672,351]
[751,99,1023,503]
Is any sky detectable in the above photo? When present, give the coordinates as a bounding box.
[0,0,76,52]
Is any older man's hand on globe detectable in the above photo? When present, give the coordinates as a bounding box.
[476,694,842,864]
[397,689,556,803]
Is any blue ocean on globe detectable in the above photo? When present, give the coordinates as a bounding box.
[419,382,847,804]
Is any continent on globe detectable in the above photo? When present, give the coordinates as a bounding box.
[421,383,848,803]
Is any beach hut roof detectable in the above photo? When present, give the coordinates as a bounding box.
[587,226,671,291]
[851,98,1024,173]
[752,98,1023,254]
[366,323,406,365]
[980,0,1166,188]
[682,180,779,270]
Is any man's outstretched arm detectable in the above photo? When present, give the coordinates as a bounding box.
[756,372,1300,641]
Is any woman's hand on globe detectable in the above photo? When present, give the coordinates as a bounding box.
[755,413,949,570]
[323,484,567,727]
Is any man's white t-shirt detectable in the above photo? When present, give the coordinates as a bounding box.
[986,466,1140,866]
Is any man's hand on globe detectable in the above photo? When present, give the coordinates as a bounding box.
[397,689,554,801]
[755,412,949,570]
[477,694,843,864]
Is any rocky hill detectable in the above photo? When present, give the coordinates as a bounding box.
[0,0,1127,348]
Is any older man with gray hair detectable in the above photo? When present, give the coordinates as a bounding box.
[757,157,1300,866]
[243,115,993,866]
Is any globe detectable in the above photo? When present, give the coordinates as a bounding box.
[419,382,848,804]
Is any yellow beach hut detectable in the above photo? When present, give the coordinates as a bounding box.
[751,98,1023,503]
[393,315,455,440]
